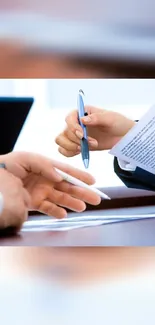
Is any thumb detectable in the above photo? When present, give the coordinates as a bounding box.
[81,112,110,127]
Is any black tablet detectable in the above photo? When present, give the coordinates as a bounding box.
[0,97,34,155]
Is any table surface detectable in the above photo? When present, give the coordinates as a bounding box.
[1,205,155,246]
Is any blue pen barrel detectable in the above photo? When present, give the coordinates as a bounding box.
[77,91,89,168]
[81,137,89,159]
[77,93,88,140]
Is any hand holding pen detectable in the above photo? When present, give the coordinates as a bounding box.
[55,100,99,159]
[55,93,111,200]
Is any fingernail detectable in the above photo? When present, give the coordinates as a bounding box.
[76,130,83,139]
[82,116,91,123]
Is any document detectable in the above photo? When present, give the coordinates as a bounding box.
[110,105,155,174]
[22,214,155,232]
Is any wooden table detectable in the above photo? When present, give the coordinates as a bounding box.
[1,204,155,246]
[0,186,155,246]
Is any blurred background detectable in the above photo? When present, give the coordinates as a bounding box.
[0,1,155,77]
[1,247,155,324]
[0,78,154,188]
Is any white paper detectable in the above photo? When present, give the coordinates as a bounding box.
[21,214,155,232]
[110,105,155,174]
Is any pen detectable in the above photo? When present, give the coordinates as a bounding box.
[77,90,90,169]
[55,168,111,200]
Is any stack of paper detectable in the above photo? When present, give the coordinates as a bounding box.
[22,214,155,232]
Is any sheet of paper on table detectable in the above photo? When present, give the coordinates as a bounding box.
[22,214,155,232]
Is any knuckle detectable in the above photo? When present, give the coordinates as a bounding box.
[65,151,74,157]
[63,128,71,139]
[57,191,66,203]
[58,147,69,157]
[65,130,81,145]
[55,134,61,145]
[58,146,64,154]
[40,201,53,215]
[73,144,79,151]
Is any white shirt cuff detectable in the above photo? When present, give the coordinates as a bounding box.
[117,158,136,172]
[0,192,4,215]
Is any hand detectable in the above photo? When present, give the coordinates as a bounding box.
[0,169,30,230]
[0,152,101,219]
[55,106,135,156]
